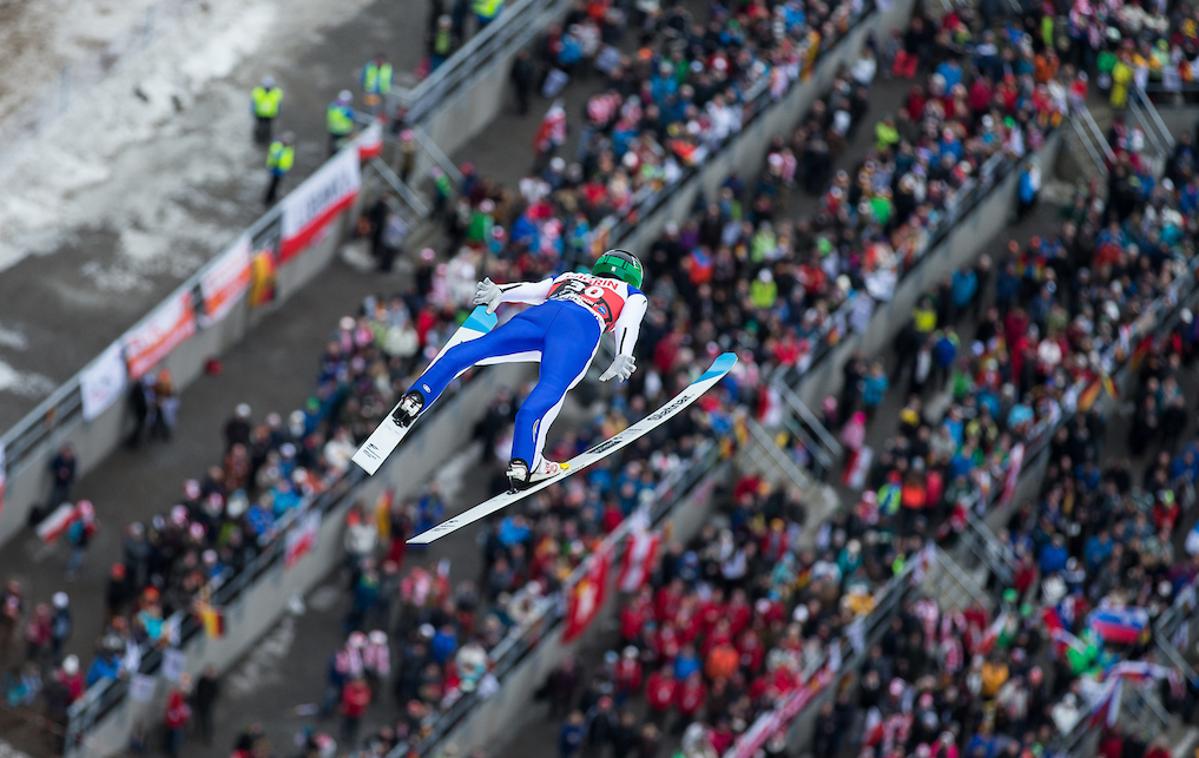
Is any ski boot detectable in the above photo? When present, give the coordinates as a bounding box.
[506,457,568,491]
[390,392,424,429]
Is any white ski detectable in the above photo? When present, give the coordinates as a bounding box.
[353,307,501,475]
[407,352,738,544]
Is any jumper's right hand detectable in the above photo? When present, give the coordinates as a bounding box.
[474,277,502,314]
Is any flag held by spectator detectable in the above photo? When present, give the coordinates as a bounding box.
[564,548,610,642]
[285,510,321,568]
[618,523,659,593]
[37,502,83,543]
[1088,606,1149,645]
[195,601,226,639]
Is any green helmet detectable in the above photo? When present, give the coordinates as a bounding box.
[592,249,644,289]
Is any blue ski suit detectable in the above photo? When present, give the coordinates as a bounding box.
[409,272,648,467]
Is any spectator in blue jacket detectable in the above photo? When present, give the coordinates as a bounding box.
[559,710,586,758]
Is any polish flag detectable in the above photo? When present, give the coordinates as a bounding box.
[356,120,384,161]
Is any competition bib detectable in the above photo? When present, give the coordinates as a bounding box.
[547,274,626,331]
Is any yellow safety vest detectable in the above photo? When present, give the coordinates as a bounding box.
[327,104,354,136]
[913,306,936,334]
[433,28,453,56]
[252,86,282,118]
[363,62,393,95]
[267,142,294,173]
[473,0,503,19]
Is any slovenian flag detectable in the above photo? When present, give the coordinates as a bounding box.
[1088,607,1150,645]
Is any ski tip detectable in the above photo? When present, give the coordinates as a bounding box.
[463,306,498,334]
[696,352,738,383]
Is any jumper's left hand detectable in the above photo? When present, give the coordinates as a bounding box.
[599,354,636,382]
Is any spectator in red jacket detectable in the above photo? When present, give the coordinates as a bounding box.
[340,675,372,743]
[613,646,643,704]
[644,666,676,724]
[674,671,707,731]
[163,675,192,758]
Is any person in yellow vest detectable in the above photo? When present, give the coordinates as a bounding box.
[264,132,295,206]
[326,90,356,156]
[1110,51,1133,109]
[473,0,502,30]
[429,15,456,72]
[250,76,283,145]
[912,295,938,339]
[361,54,393,112]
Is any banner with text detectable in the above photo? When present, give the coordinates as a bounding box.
[123,292,197,379]
[80,341,129,421]
[278,147,360,264]
[200,233,252,326]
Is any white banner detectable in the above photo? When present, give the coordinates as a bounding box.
[200,233,252,327]
[162,648,187,682]
[80,341,128,421]
[278,147,360,263]
[129,673,157,703]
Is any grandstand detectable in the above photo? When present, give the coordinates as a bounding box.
[2,0,1199,757]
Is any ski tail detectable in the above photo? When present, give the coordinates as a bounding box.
[407,352,737,544]
[352,307,499,475]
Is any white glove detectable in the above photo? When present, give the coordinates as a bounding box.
[473,277,502,314]
[599,354,636,382]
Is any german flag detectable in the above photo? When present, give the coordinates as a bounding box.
[196,601,225,639]
[1100,373,1118,401]
[1078,380,1102,412]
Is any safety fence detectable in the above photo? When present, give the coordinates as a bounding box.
[396,0,574,126]
[55,0,921,750]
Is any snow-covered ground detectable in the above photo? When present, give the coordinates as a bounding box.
[0,0,427,420]
[0,0,299,272]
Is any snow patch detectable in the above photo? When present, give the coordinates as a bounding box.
[0,362,56,398]
[0,326,30,352]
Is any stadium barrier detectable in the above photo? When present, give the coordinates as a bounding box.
[58,2,912,750]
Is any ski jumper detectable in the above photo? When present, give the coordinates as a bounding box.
[409,272,648,467]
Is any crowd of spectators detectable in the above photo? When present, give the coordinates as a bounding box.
[263,4,1124,756]
[14,1,1199,757]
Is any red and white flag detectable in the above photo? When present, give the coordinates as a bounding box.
[355,120,384,161]
[284,510,321,568]
[37,501,87,544]
[564,548,610,642]
[618,525,660,593]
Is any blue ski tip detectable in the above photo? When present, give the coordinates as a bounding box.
[695,352,738,383]
[463,307,498,334]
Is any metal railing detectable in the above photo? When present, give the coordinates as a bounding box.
[1130,85,1175,158]
[771,380,841,476]
[745,416,819,492]
[397,0,573,125]
[1070,101,1114,177]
